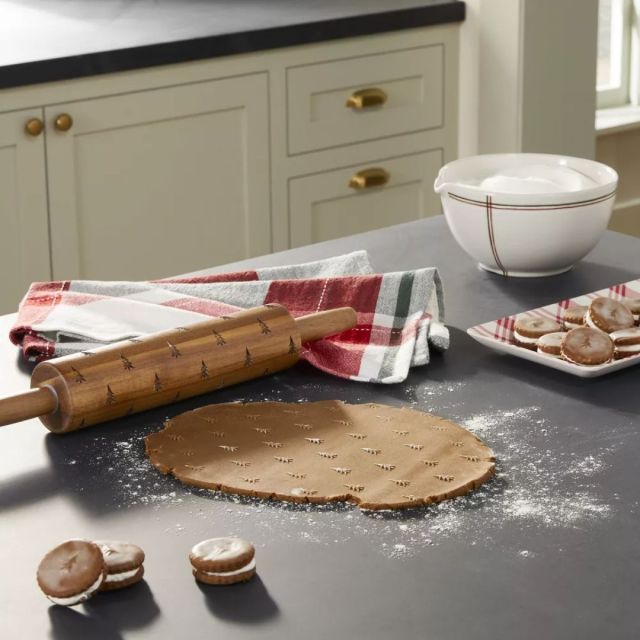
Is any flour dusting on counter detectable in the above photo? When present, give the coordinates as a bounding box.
[64,384,624,561]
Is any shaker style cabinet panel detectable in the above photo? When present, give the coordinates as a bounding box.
[0,110,50,314]
[45,73,271,281]
[286,46,445,155]
[288,149,443,247]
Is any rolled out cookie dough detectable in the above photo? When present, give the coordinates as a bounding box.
[145,401,495,510]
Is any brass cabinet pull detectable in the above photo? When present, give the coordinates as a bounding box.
[346,88,388,109]
[25,118,44,137]
[54,113,73,132]
[348,168,390,190]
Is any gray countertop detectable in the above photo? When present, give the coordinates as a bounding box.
[0,0,464,89]
[1,216,639,639]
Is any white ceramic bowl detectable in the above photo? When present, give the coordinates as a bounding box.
[434,153,618,277]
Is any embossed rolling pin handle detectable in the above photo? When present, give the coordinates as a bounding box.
[349,168,390,190]
[0,305,357,433]
[346,87,388,109]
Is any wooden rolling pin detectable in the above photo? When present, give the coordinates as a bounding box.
[0,304,356,434]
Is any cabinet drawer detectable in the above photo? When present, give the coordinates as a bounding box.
[287,46,444,155]
[289,150,443,247]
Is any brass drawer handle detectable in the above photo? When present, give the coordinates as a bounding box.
[54,113,73,132]
[348,168,390,190]
[25,118,44,137]
[346,88,388,110]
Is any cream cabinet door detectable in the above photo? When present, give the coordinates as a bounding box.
[45,74,270,281]
[288,150,443,247]
[0,110,50,314]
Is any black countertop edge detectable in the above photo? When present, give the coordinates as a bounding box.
[0,3,464,91]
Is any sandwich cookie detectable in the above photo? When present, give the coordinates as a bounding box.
[586,297,634,333]
[561,327,614,366]
[189,537,256,585]
[536,331,565,358]
[562,305,587,330]
[95,540,145,591]
[37,540,106,606]
[620,297,640,325]
[513,316,562,351]
[610,327,640,359]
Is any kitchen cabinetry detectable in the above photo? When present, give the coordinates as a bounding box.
[45,74,270,281]
[0,24,458,314]
[0,109,50,313]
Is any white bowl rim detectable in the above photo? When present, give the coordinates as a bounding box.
[434,153,618,204]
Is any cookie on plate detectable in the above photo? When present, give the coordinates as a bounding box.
[562,305,588,330]
[620,297,640,325]
[95,540,145,591]
[37,540,106,606]
[610,327,640,359]
[561,327,614,365]
[586,297,634,333]
[537,331,565,358]
[513,316,562,350]
[189,537,256,585]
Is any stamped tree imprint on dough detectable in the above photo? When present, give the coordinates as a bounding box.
[331,467,352,475]
[422,460,439,467]
[389,479,411,487]
[274,457,293,463]
[253,427,271,434]
[245,414,261,421]
[304,437,323,444]
[461,455,480,462]
[333,419,352,426]
[344,484,365,492]
[184,464,204,471]
[291,488,317,497]
[451,441,464,448]
[244,348,253,367]
[219,445,238,452]
[200,361,210,379]
[153,373,162,392]
[362,448,381,455]
[404,444,424,451]
[434,475,455,482]
[346,433,367,440]
[231,460,251,467]
[287,472,306,478]
[317,452,338,459]
[376,463,396,471]
[207,431,226,438]
[294,423,313,430]
[182,450,196,457]
[375,415,392,422]
[241,477,260,484]
[262,441,283,449]
[106,385,116,405]
[167,433,184,442]
[288,337,298,355]
[393,430,409,436]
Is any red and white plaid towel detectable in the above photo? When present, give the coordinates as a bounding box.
[9,251,448,384]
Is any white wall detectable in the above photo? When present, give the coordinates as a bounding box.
[459,0,598,158]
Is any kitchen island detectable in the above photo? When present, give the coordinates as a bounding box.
[1,215,639,639]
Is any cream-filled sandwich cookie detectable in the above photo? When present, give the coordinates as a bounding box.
[586,297,634,333]
[561,327,614,365]
[94,540,145,591]
[189,537,256,585]
[536,331,565,358]
[620,297,640,325]
[562,305,588,330]
[513,316,562,351]
[37,540,106,606]
[610,327,640,359]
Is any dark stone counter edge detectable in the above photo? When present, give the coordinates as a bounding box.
[0,3,464,90]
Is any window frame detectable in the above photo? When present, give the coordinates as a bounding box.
[597,0,633,109]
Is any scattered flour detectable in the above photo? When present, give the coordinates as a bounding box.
[71,383,620,560]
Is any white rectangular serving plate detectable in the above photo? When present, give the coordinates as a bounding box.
[467,279,640,378]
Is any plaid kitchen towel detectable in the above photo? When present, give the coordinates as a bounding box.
[9,251,448,384]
